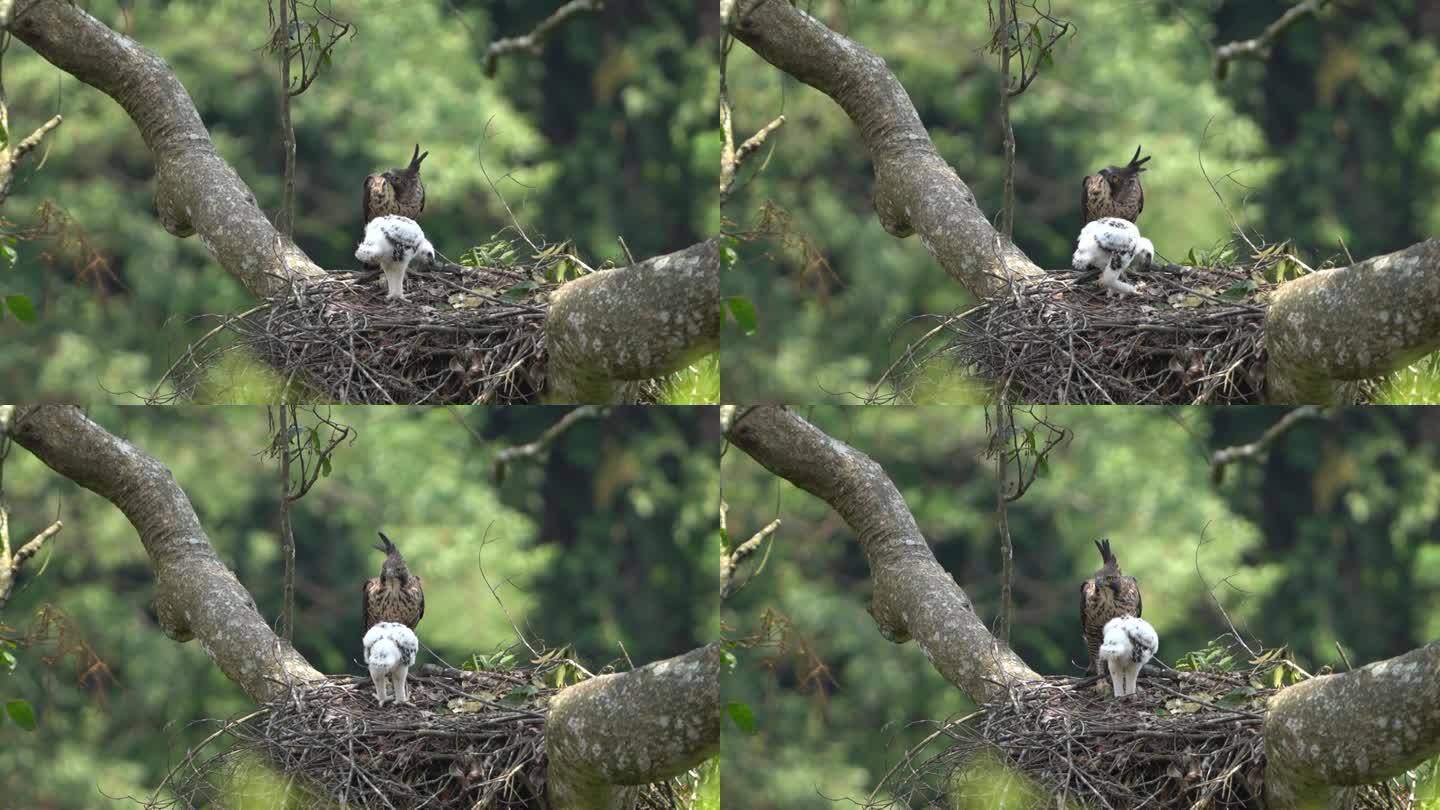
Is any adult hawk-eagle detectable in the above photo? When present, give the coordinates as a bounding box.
[1081,146,1149,224]
[1080,538,1142,677]
[363,532,425,630]
[363,144,428,227]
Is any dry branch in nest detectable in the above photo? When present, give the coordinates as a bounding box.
[872,652,1417,810]
[924,262,1282,405]
[162,651,694,809]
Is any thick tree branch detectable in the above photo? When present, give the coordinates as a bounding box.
[728,0,1042,296]
[1263,643,1440,808]
[544,240,720,403]
[9,0,323,297]
[723,405,1040,702]
[1265,239,1440,403]
[6,404,323,702]
[545,642,719,810]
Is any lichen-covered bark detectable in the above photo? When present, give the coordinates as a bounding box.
[723,406,1040,702]
[1263,643,1440,808]
[545,240,720,403]
[9,0,326,297]
[1266,239,1440,403]
[6,405,323,702]
[545,642,719,810]
[727,0,1041,296]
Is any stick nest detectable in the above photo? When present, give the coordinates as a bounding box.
[234,256,556,404]
[934,263,1275,404]
[166,654,693,809]
[876,656,1417,809]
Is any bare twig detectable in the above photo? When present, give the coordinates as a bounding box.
[994,0,1015,238]
[719,512,780,603]
[719,25,784,207]
[1214,0,1330,80]
[481,0,602,78]
[0,28,63,206]
[267,406,353,640]
[1209,405,1323,484]
[986,0,1071,236]
[992,401,1014,642]
[0,405,62,611]
[489,406,607,484]
[265,0,353,234]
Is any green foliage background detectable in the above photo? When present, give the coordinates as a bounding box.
[0,405,718,808]
[720,0,1440,402]
[722,406,1440,808]
[0,0,717,401]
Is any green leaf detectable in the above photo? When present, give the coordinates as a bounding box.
[719,649,737,671]
[4,294,35,322]
[501,684,540,706]
[502,281,538,301]
[725,296,757,336]
[1221,280,1258,300]
[5,699,35,731]
[719,244,738,270]
[725,701,756,734]
[0,649,15,672]
[0,243,16,270]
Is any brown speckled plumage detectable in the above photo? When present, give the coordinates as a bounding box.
[1080,538,1142,676]
[362,144,428,228]
[1081,146,1149,224]
[363,532,425,630]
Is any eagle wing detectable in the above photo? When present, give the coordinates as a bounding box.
[1135,182,1144,220]
[1080,579,1100,671]
[409,575,425,627]
[1081,175,1099,224]
[363,576,381,629]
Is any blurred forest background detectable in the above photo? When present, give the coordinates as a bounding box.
[0,405,718,808]
[0,0,717,402]
[721,406,1440,808]
[721,0,1440,402]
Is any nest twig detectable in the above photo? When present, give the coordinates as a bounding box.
[870,656,1417,809]
[158,653,695,809]
[921,263,1277,405]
